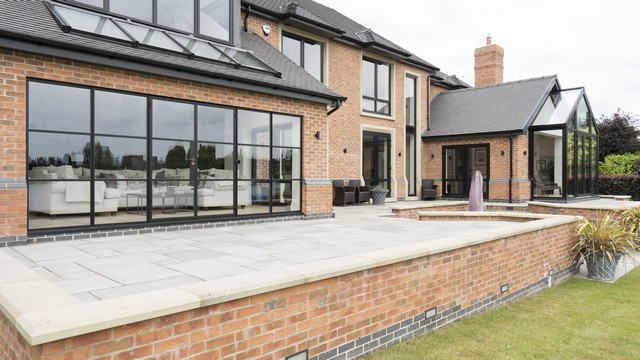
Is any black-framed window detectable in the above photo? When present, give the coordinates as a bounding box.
[282,33,323,82]
[405,75,417,196]
[362,58,391,115]
[61,0,232,43]
[27,80,302,233]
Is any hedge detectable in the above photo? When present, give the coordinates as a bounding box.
[598,175,640,201]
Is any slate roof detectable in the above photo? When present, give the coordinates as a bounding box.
[432,71,471,90]
[242,0,438,71]
[424,76,559,139]
[0,0,344,104]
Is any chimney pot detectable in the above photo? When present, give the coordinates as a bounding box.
[486,35,492,45]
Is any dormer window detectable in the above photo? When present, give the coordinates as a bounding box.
[62,0,231,43]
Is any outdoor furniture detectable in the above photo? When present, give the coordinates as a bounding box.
[349,180,371,205]
[421,179,437,200]
[534,175,561,195]
[333,180,355,206]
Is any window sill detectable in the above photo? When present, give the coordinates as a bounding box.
[360,111,395,121]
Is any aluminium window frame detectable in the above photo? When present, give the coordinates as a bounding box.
[281,32,324,83]
[362,57,391,116]
[405,74,418,196]
[26,78,304,235]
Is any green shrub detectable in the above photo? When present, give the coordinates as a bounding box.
[599,153,640,175]
[598,175,640,200]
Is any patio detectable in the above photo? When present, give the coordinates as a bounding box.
[1,199,638,359]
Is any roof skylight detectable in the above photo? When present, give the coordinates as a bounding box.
[49,3,278,75]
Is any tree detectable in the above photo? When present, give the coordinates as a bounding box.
[165,145,187,169]
[597,108,640,161]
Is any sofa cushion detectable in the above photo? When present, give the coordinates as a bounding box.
[104,188,121,199]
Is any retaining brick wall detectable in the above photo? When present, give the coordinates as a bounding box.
[1,220,575,359]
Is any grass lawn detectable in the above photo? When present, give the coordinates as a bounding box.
[364,267,640,360]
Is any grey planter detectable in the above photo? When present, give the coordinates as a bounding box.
[586,251,621,281]
[371,190,389,205]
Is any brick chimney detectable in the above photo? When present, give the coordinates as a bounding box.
[474,35,504,87]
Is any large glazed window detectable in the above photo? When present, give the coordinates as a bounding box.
[405,75,417,196]
[362,58,391,115]
[27,81,303,233]
[64,0,231,42]
[282,33,323,82]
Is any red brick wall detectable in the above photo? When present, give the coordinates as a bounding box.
[0,48,332,239]
[1,221,575,359]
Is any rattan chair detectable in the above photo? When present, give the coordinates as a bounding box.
[349,180,371,205]
[421,179,437,200]
[333,180,355,206]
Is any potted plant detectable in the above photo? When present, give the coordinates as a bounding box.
[370,184,389,205]
[572,212,636,281]
[621,206,640,248]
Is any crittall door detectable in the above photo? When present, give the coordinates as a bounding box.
[363,132,391,196]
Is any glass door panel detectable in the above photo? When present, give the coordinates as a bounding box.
[362,132,391,195]
[443,146,488,198]
[532,129,564,198]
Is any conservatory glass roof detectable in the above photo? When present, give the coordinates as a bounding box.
[49,3,277,75]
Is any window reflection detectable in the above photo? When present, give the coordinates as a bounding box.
[29,82,90,132]
[153,100,194,140]
[198,105,234,143]
[157,0,194,33]
[238,110,270,145]
[28,81,303,231]
[272,114,300,147]
[110,0,152,22]
[199,0,230,41]
[95,91,146,136]
[28,133,89,172]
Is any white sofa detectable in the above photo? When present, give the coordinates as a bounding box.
[28,166,120,216]
[29,166,252,214]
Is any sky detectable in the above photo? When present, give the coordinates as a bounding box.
[316,0,640,119]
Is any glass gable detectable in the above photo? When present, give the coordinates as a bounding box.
[50,4,277,75]
[532,89,582,127]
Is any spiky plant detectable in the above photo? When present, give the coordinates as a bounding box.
[621,206,640,249]
[572,212,636,261]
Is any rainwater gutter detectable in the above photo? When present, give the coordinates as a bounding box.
[327,100,343,116]
[244,5,251,32]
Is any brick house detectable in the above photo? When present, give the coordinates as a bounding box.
[425,37,599,203]
[0,0,597,243]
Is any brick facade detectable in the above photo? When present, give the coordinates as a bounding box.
[0,219,575,360]
[0,48,331,241]
[245,13,432,201]
[423,134,532,202]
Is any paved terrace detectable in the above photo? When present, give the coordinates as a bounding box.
[0,198,638,345]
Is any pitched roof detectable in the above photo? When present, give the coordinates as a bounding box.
[243,0,438,71]
[0,0,344,104]
[432,71,471,90]
[424,76,559,139]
